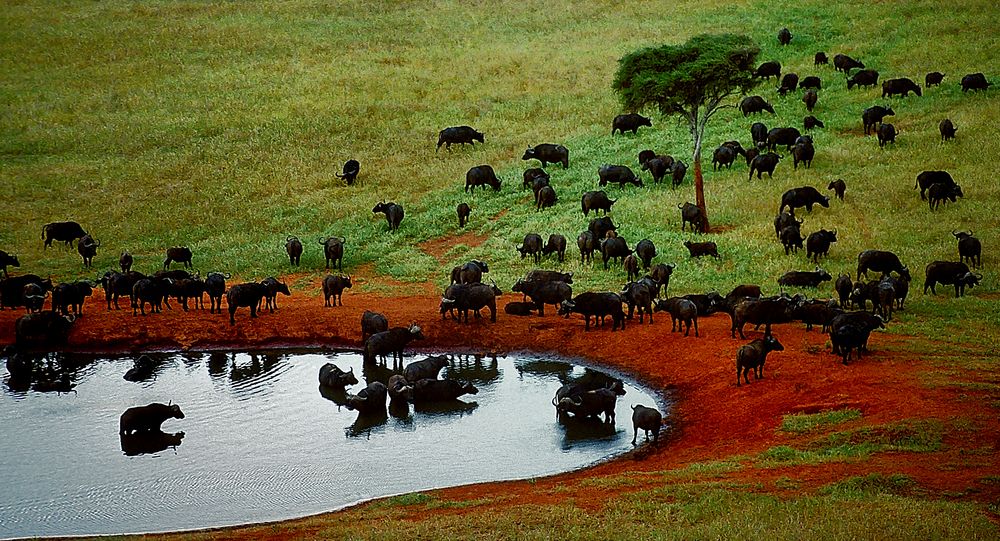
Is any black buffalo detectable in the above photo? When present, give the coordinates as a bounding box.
[440,282,502,323]
[736,335,784,386]
[588,217,617,243]
[226,282,266,325]
[960,73,991,92]
[927,183,963,210]
[856,250,911,281]
[684,240,719,259]
[522,143,569,169]
[465,165,502,192]
[403,356,449,383]
[862,106,895,135]
[833,54,864,73]
[678,202,704,233]
[847,69,879,90]
[517,233,544,263]
[814,52,829,65]
[612,113,652,135]
[535,185,557,211]
[163,247,193,269]
[778,73,799,95]
[749,152,781,179]
[766,127,801,151]
[939,119,957,141]
[779,186,829,214]
[778,267,832,288]
[641,156,671,184]
[600,234,632,269]
[285,236,303,266]
[364,324,425,365]
[322,274,352,307]
[373,202,404,232]
[42,221,87,249]
[598,164,643,188]
[119,403,184,435]
[925,72,945,87]
[437,126,484,151]
[204,272,228,314]
[914,170,956,200]
[260,277,290,312]
[581,190,616,216]
[923,261,981,297]
[0,250,20,277]
[361,310,389,341]
[806,229,838,263]
[740,95,775,116]
[318,236,346,270]
[457,202,471,227]
[827,179,846,201]
[791,140,814,169]
[777,27,792,45]
[335,159,360,185]
[877,123,897,148]
[132,277,173,316]
[559,292,625,331]
[803,115,825,130]
[542,234,567,262]
[15,311,74,346]
[882,77,921,98]
[754,61,781,80]
[953,231,981,268]
[801,76,821,90]
[802,89,817,111]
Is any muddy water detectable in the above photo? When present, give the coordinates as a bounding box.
[0,350,662,538]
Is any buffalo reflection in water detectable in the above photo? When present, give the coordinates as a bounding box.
[120,431,185,456]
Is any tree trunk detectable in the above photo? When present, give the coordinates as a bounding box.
[693,150,709,233]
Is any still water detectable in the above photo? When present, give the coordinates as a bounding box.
[0,350,662,538]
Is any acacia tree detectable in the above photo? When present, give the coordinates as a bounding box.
[612,34,759,232]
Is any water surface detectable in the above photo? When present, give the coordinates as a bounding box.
[0,350,661,538]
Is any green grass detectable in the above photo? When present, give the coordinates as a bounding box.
[758,419,944,466]
[780,408,863,433]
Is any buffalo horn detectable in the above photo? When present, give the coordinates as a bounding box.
[318,237,328,245]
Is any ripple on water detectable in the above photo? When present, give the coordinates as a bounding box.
[0,350,664,538]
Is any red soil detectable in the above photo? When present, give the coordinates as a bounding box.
[2,281,997,537]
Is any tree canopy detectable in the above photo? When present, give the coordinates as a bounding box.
[612,34,760,232]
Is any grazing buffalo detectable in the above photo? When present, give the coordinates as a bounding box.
[827,179,846,201]
[612,113,652,135]
[119,403,184,435]
[862,106,894,135]
[778,267,832,288]
[882,77,921,98]
[923,261,981,297]
[754,61,781,80]
[523,168,550,192]
[42,221,87,249]
[927,183,963,210]
[712,145,737,170]
[847,69,879,90]
[960,73,991,92]
[163,247,193,269]
[335,159,360,185]
[791,141,814,170]
[801,76,821,90]
[925,72,944,87]
[736,335,784,386]
[535,185,557,211]
[621,281,654,323]
[877,123,897,147]
[684,240,719,259]
[749,152,781,179]
[678,202,704,233]
[729,294,801,339]
[404,356,449,383]
[260,277,290,312]
[802,89,818,112]
[322,274,352,307]
[856,250,911,281]
[914,170,956,200]
[641,156,672,184]
[581,190,616,216]
[779,186,830,214]
[465,165,502,192]
[15,311,74,346]
[631,405,662,445]
[361,310,389,341]
[598,164,642,188]
[204,272,228,314]
[740,95,775,116]
[285,236,303,266]
[77,235,99,268]
[577,231,595,264]
[559,292,626,331]
[830,311,885,365]
[437,126,484,151]
[588,217,617,244]
[319,236,346,270]
[363,324,425,365]
[457,202,471,227]
[766,127,801,151]
[814,52,829,65]
[542,234,567,262]
[835,274,853,308]
[373,202,404,232]
[670,160,687,188]
[806,229,838,263]
[319,363,358,388]
[777,27,792,45]
[226,282,267,325]
[803,116,825,130]
[751,122,768,146]
[517,233,544,263]
[452,260,490,284]
[0,250,20,277]
[953,231,981,268]
[939,119,957,141]
[522,143,569,169]
[833,54,864,73]
[778,72,799,95]
[653,297,698,336]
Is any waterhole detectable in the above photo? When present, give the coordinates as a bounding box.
[1,350,663,538]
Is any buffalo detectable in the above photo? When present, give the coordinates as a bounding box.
[577,231,595,263]
[77,235,100,269]
[15,311,74,346]
[877,123,897,148]
[465,165,502,192]
[440,282,502,323]
[801,76,821,90]
[778,267,832,288]
[827,179,846,201]
[712,145,737,170]
[363,324,425,365]
[42,221,87,249]
[132,277,173,316]
[204,272,228,314]
[598,164,642,188]
[412,379,478,402]
[960,73,991,92]
[437,126,484,151]
[856,250,911,281]
[170,278,207,311]
[754,61,781,80]
[403,356,449,383]
[634,239,657,269]
[535,185,557,211]
[739,95,775,116]
[226,282,266,325]
[751,122,768,146]
[779,186,830,214]
[802,89,818,112]
[119,403,184,435]
[777,27,792,45]
[641,156,672,184]
[862,106,894,135]
[345,382,388,413]
[736,335,784,386]
[939,119,957,141]
[791,140,814,169]
[766,127,801,151]
[953,231,981,268]
[631,405,662,445]
[653,297,698,336]
[542,234,567,262]
[780,225,805,255]
[774,211,802,239]
[322,274,352,307]
[522,143,569,169]
[806,229,838,262]
[517,233,544,263]
[0,250,20,277]
[372,201,404,232]
[581,190,616,216]
[923,261,981,297]
[833,54,864,73]
[729,294,801,339]
[600,234,632,269]
[319,236,346,270]
[847,69,879,90]
[163,247,193,269]
[882,77,922,98]
[803,115,825,131]
[285,236,303,266]
[559,292,626,331]
[260,277,290,312]
[925,72,944,87]
[927,183,963,210]
[814,52,829,65]
[749,152,782,179]
[612,113,652,135]
[914,170,956,200]
[361,310,389,341]
[778,73,799,95]
[670,160,687,188]
[335,159,360,185]
[684,240,719,259]
[588,217,617,243]
[457,202,471,227]
[621,281,654,323]
[678,202,705,233]
[319,363,358,389]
